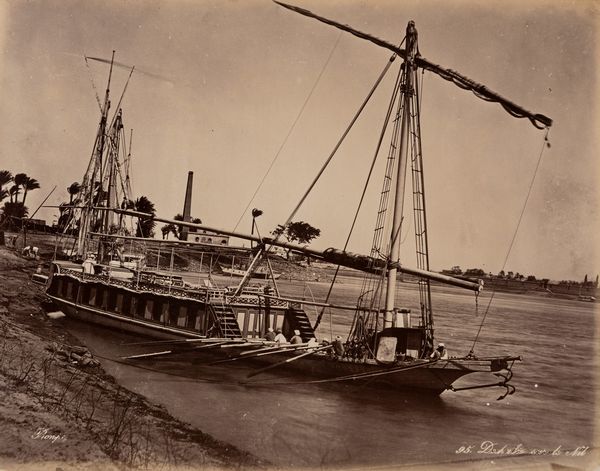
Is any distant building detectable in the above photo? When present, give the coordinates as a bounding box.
[189,228,229,246]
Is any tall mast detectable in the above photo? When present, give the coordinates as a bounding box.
[76,51,115,258]
[383,21,419,328]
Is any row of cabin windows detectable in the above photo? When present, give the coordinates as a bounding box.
[58,278,214,333]
[54,277,285,338]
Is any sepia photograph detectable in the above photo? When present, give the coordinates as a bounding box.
[0,0,598,470]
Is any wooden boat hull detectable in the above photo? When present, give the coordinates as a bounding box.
[45,263,506,395]
[48,294,490,394]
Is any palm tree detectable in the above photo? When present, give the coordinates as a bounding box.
[161,223,177,240]
[22,176,40,205]
[133,196,156,238]
[173,213,202,239]
[67,182,81,205]
[8,185,18,203]
[0,171,11,204]
[13,173,27,203]
[0,170,12,191]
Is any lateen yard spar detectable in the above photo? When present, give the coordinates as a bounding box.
[44,2,552,397]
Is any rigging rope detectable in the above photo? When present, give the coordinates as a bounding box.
[231,31,343,233]
[281,49,396,230]
[468,128,551,354]
[310,51,401,330]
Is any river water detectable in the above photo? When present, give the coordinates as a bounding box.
[60,278,598,469]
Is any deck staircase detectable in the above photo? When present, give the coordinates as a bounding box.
[209,304,242,338]
[286,307,316,341]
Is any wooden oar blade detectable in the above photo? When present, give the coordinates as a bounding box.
[123,350,173,360]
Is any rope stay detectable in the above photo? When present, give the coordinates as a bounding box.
[469,128,551,354]
[232,31,343,233]
[313,51,401,332]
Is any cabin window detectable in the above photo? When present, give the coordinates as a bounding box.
[152,300,162,322]
[107,290,118,311]
[80,285,90,304]
[168,303,179,326]
[144,300,154,320]
[135,297,145,318]
[89,287,97,306]
[60,279,68,297]
[177,306,188,327]
[101,289,109,310]
[95,287,103,308]
[245,312,256,338]
[236,310,245,329]
[121,294,132,316]
[65,281,74,300]
[96,287,105,308]
[115,293,123,313]
[187,305,198,330]
[270,312,279,331]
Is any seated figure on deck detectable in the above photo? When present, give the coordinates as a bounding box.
[264,327,276,342]
[430,342,448,360]
[274,328,287,344]
[332,336,345,358]
[290,330,303,344]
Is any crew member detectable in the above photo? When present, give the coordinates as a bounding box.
[274,328,287,344]
[430,342,448,360]
[332,335,345,357]
[290,330,303,344]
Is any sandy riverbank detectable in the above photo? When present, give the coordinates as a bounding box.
[0,244,268,470]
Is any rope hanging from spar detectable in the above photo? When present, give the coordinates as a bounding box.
[468,128,551,354]
[84,55,103,112]
[273,1,553,130]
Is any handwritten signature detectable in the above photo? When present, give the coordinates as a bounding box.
[31,428,67,443]
[456,441,588,457]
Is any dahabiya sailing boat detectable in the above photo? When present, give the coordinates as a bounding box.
[43,2,552,398]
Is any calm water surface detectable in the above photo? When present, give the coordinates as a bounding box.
[61,278,598,469]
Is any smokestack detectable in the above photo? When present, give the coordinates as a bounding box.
[181,171,193,241]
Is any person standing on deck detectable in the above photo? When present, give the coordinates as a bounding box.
[290,330,302,344]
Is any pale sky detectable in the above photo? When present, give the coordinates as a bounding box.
[0,0,598,281]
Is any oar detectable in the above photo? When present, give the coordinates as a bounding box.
[123,350,175,360]
[122,337,269,347]
[208,343,315,365]
[239,342,308,356]
[246,344,333,378]
[220,341,272,349]
[123,340,233,360]
[122,338,214,347]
